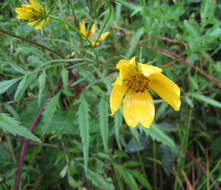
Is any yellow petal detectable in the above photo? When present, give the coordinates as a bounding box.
[89,23,96,37]
[80,20,87,36]
[149,73,181,111]
[34,19,45,29]
[138,63,162,77]
[110,84,128,116]
[116,57,136,81]
[28,19,40,26]
[134,91,155,128]
[15,7,25,14]
[123,90,138,128]
[112,74,123,86]
[90,38,99,46]
[17,13,33,20]
[30,0,43,12]
[100,32,109,40]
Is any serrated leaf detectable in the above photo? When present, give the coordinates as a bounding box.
[14,74,28,100]
[0,113,40,143]
[128,169,152,190]
[38,70,46,105]
[114,164,139,190]
[0,78,20,94]
[87,169,114,190]
[78,94,90,173]
[61,67,69,89]
[189,93,221,108]
[117,0,143,16]
[8,63,27,74]
[114,111,122,150]
[98,97,109,152]
[14,73,37,101]
[144,123,178,153]
[43,92,60,133]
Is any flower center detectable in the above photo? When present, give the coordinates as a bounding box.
[127,73,149,93]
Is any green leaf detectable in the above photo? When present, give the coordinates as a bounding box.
[188,93,221,108]
[14,74,28,100]
[98,97,109,152]
[14,73,37,101]
[200,0,215,26]
[38,70,46,105]
[0,113,40,143]
[144,123,178,153]
[87,169,114,190]
[116,0,143,16]
[114,111,122,150]
[206,27,221,38]
[114,164,139,190]
[0,78,20,94]
[128,169,152,190]
[78,94,90,173]
[126,27,145,58]
[61,67,69,89]
[43,92,60,133]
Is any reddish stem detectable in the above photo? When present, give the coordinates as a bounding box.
[14,83,60,190]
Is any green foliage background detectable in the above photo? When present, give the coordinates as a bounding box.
[0,0,221,189]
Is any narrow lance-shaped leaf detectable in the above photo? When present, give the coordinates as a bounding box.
[38,70,46,105]
[98,97,109,152]
[144,123,178,153]
[0,78,21,94]
[43,92,60,133]
[14,72,37,101]
[78,94,90,173]
[114,111,122,150]
[114,164,139,190]
[61,67,69,89]
[189,93,221,108]
[0,113,40,143]
[87,169,114,190]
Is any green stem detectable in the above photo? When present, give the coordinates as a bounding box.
[153,140,157,190]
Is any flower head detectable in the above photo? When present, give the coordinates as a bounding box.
[110,57,181,128]
[80,20,109,46]
[15,0,50,29]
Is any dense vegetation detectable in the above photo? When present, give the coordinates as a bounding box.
[0,0,221,189]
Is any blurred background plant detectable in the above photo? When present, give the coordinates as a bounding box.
[0,0,221,189]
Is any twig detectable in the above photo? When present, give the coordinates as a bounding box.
[181,170,194,190]
[0,28,65,59]
[14,83,60,190]
[32,174,43,190]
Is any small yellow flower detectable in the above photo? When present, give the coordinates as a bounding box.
[15,0,50,29]
[80,20,109,46]
[110,57,181,128]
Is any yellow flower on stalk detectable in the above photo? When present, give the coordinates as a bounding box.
[80,20,109,46]
[110,57,181,128]
[15,0,50,29]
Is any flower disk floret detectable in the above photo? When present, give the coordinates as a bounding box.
[110,57,181,128]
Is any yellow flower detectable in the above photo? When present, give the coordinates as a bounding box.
[110,57,181,128]
[15,0,50,29]
[80,20,109,46]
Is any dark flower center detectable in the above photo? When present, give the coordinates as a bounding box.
[127,73,149,93]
